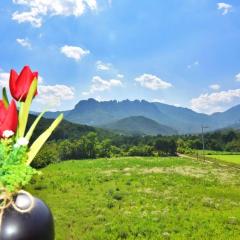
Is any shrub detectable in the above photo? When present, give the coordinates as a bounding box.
[127,145,154,156]
[31,143,60,168]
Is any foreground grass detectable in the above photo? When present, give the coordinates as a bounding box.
[27,157,240,240]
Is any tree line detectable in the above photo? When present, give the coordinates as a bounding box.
[32,132,177,168]
[178,129,240,154]
[32,127,240,168]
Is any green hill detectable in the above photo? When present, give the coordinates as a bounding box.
[100,116,177,136]
[27,114,112,142]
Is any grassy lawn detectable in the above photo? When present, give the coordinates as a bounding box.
[207,155,240,164]
[27,157,240,240]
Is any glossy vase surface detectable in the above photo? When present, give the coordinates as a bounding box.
[0,194,54,240]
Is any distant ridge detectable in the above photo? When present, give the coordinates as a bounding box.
[43,98,240,134]
[99,116,178,136]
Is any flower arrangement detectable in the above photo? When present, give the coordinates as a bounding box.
[0,65,63,200]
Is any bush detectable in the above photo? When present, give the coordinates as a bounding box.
[127,145,154,156]
[32,143,60,168]
[110,145,123,157]
[225,140,240,152]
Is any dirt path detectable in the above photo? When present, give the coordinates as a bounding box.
[178,153,212,163]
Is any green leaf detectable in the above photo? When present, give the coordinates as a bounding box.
[17,102,24,138]
[27,114,63,165]
[2,87,9,107]
[25,111,46,141]
[18,78,38,138]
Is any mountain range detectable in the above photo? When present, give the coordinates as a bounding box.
[44,99,240,135]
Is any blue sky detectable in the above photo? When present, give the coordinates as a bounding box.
[0,0,240,114]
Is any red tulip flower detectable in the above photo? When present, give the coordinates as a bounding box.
[9,66,38,102]
[0,100,18,138]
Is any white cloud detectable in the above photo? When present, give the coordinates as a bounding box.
[38,76,44,84]
[217,3,232,15]
[12,8,42,27]
[235,73,240,82]
[37,84,75,109]
[187,61,199,69]
[152,99,166,103]
[16,38,31,49]
[173,104,181,107]
[135,73,172,90]
[209,84,220,91]
[117,74,124,79]
[96,60,111,71]
[82,76,122,95]
[191,89,240,114]
[0,72,10,88]
[12,0,97,27]
[60,45,90,61]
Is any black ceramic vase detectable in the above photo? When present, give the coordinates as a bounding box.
[0,192,54,240]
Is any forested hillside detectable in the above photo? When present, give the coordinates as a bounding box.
[100,116,177,136]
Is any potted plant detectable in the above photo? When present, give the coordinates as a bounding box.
[0,66,63,240]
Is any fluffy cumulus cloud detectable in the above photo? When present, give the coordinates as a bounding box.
[209,84,220,91]
[235,73,240,82]
[191,89,240,114]
[12,0,97,27]
[36,84,75,109]
[217,3,232,15]
[0,72,10,88]
[96,61,112,71]
[16,38,31,49]
[60,45,90,61]
[135,74,172,90]
[82,76,122,95]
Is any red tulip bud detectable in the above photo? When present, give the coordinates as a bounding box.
[0,100,18,138]
[9,66,38,102]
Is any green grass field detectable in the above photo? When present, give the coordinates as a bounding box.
[207,155,240,164]
[205,150,240,155]
[190,150,240,165]
[27,157,240,240]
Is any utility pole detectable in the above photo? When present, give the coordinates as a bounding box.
[201,125,208,160]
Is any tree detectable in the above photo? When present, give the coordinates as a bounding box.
[97,139,111,158]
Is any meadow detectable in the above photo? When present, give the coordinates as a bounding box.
[205,150,240,156]
[27,156,240,240]
[204,150,240,165]
[186,150,240,165]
